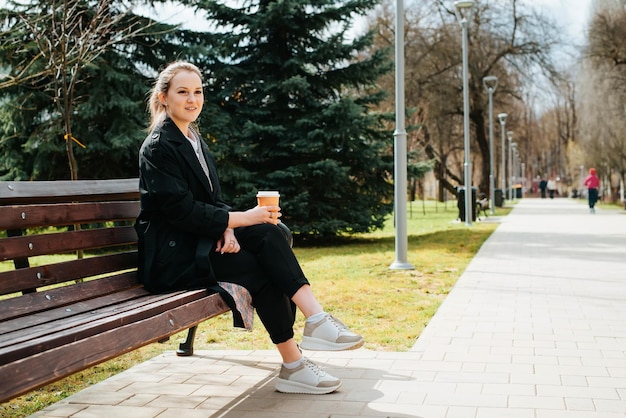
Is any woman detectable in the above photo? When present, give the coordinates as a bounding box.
[135,61,363,395]
[583,168,600,213]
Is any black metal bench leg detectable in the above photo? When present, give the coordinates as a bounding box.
[176,325,197,357]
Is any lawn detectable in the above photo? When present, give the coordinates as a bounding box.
[0,200,507,417]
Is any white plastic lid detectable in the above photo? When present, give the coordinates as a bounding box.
[256,191,280,197]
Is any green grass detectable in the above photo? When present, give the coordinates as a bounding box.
[0,201,507,417]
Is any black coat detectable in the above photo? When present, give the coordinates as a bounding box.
[135,118,231,293]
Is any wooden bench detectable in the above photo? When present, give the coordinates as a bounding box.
[476,193,489,218]
[0,178,233,403]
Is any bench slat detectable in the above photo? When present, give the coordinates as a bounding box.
[0,226,137,261]
[0,251,138,297]
[0,289,220,363]
[0,271,139,322]
[0,287,151,346]
[0,292,229,403]
[0,179,139,204]
[0,289,220,360]
[0,201,139,229]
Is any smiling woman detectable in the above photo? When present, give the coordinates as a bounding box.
[136,60,365,395]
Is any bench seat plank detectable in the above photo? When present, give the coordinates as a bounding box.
[0,286,150,339]
[0,290,227,364]
[0,271,139,322]
[0,288,214,341]
[0,292,230,403]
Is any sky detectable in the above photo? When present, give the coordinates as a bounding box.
[534,0,593,43]
[145,0,594,46]
[0,0,594,37]
[141,0,594,115]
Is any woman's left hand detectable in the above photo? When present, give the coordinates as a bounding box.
[217,228,240,254]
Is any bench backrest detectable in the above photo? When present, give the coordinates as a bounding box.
[0,179,141,321]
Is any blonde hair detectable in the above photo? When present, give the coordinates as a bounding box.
[147,61,203,133]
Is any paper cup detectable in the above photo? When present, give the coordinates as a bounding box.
[256,191,280,207]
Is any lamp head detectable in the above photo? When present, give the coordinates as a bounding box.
[507,131,513,140]
[454,1,474,22]
[483,75,498,92]
[498,113,507,124]
[454,1,474,10]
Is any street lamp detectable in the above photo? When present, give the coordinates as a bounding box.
[579,165,585,195]
[454,0,475,8]
[519,160,526,196]
[498,113,507,206]
[454,0,474,226]
[511,141,517,200]
[483,76,498,214]
[389,0,414,270]
[507,131,513,201]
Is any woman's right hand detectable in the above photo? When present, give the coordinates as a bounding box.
[228,205,281,228]
[248,205,282,225]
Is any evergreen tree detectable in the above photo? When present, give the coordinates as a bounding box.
[193,0,394,239]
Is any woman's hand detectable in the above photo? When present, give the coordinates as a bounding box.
[227,205,282,229]
[216,228,240,254]
[250,205,282,225]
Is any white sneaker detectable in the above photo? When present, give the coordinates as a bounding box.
[275,357,342,394]
[300,314,364,351]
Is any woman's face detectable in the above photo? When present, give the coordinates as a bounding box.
[160,70,203,134]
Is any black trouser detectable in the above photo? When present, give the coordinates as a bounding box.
[588,188,598,208]
[209,224,309,344]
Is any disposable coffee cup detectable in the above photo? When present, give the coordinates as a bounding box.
[256,191,280,207]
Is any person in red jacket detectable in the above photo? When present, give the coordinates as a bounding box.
[583,168,601,213]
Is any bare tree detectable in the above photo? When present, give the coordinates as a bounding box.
[370,0,564,199]
[578,0,626,200]
[0,0,155,180]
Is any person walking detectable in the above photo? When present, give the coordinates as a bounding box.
[134,61,364,395]
[547,177,557,199]
[583,167,601,213]
[539,177,547,198]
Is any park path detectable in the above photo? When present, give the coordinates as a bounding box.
[32,198,626,417]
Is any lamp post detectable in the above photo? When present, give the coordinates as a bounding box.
[497,113,507,205]
[483,76,498,215]
[389,0,414,270]
[511,142,519,200]
[507,131,513,201]
[454,0,474,226]
[519,160,526,197]
[579,165,585,194]
[511,141,517,200]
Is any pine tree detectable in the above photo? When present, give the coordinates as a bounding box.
[194,0,394,239]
